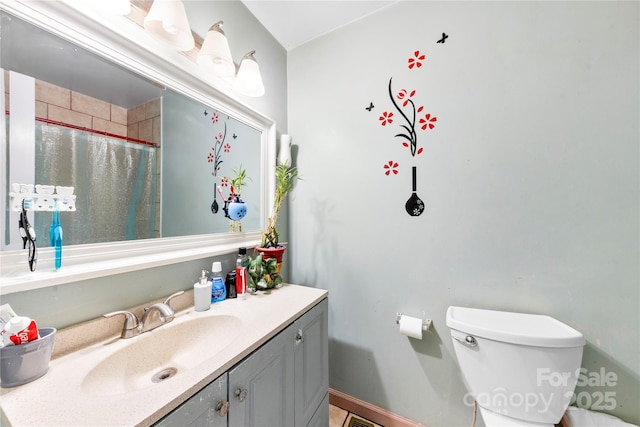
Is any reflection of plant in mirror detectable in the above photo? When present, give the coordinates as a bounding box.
[207,122,230,177]
[227,165,250,197]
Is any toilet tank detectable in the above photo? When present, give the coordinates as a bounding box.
[446,306,586,424]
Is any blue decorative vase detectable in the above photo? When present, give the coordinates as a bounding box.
[225,195,247,221]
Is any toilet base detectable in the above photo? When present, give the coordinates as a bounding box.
[479,407,555,427]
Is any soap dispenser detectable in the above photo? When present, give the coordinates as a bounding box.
[194,270,212,312]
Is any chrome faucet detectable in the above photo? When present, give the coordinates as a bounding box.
[104,291,184,339]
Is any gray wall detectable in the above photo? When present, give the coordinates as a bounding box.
[287,1,639,426]
[1,1,288,329]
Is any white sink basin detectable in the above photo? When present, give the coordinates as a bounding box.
[81,315,240,396]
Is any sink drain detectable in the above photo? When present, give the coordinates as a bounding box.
[151,367,178,383]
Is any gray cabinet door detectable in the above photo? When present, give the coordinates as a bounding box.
[306,393,329,427]
[155,374,228,427]
[294,299,329,427]
[228,323,295,427]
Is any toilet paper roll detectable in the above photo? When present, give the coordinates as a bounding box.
[399,315,423,340]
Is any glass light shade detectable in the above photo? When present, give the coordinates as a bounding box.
[233,51,265,97]
[144,0,195,51]
[197,22,236,78]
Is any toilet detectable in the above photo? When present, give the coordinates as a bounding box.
[446,306,586,427]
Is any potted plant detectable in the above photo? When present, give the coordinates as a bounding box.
[246,252,283,292]
[255,163,299,263]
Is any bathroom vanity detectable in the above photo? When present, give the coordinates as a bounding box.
[0,284,328,426]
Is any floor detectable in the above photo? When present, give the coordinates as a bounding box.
[330,404,384,427]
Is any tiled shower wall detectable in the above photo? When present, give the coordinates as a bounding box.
[4,71,162,236]
[126,96,162,237]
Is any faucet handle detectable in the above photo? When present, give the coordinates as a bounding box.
[104,310,139,338]
[163,291,185,308]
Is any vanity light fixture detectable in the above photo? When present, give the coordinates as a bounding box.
[135,1,264,96]
[197,21,236,78]
[144,0,195,51]
[199,23,265,97]
[233,51,265,97]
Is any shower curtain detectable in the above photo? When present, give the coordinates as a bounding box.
[34,123,157,247]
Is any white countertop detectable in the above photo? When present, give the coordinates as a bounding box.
[0,284,328,427]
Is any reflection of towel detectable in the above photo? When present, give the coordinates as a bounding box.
[562,407,638,427]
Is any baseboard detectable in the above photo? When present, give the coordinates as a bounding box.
[329,388,427,427]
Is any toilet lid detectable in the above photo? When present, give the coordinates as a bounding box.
[446,306,585,348]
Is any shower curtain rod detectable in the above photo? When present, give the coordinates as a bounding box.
[5,111,159,148]
[36,116,159,148]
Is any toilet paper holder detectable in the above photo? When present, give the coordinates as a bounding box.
[396,312,432,332]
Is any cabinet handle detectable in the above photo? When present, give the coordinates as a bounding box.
[234,388,248,402]
[215,400,229,417]
[295,329,304,345]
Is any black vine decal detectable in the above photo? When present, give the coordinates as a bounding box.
[382,78,437,158]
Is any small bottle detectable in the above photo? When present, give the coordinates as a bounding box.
[210,261,227,303]
[235,248,248,299]
[193,269,211,312]
[225,271,237,299]
[1,316,38,346]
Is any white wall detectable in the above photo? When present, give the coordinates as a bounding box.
[287,1,639,426]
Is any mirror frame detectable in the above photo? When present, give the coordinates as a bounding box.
[0,0,276,295]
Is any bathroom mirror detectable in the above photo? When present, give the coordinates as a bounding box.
[0,1,275,293]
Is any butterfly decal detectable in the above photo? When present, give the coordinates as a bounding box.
[204,110,208,116]
[365,102,374,111]
[233,133,237,139]
[437,32,448,44]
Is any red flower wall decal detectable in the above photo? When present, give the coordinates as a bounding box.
[397,89,416,107]
[384,160,399,176]
[408,51,425,69]
[379,111,394,126]
[419,114,437,130]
